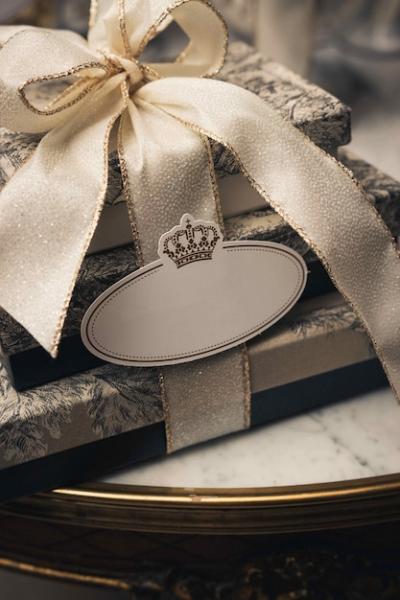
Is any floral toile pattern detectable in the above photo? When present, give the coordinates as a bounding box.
[215,42,351,161]
[287,298,365,338]
[0,361,162,468]
[87,365,162,437]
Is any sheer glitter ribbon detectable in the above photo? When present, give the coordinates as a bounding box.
[1,0,400,406]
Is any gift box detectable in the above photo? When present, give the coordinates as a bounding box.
[0,41,353,390]
[1,149,399,391]
[1,0,399,503]
[0,291,387,502]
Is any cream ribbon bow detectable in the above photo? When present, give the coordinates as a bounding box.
[1,0,400,398]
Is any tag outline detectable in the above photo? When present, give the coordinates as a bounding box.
[81,234,308,367]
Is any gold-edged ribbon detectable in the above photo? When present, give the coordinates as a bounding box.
[1,0,400,405]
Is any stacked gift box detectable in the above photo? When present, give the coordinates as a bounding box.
[0,42,396,501]
[0,43,352,390]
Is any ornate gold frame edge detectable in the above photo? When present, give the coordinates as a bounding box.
[3,473,400,534]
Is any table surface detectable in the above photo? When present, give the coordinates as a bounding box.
[102,386,400,489]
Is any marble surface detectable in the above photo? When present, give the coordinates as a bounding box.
[103,386,400,488]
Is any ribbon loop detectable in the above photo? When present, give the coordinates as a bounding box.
[0,27,104,133]
[89,0,227,78]
[148,1,227,78]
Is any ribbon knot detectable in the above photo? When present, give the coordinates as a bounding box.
[102,52,147,91]
[2,0,400,402]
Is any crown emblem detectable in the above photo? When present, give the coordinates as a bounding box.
[161,214,221,268]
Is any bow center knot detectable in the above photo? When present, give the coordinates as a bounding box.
[102,51,144,92]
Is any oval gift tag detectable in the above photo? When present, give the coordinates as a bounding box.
[81,214,307,366]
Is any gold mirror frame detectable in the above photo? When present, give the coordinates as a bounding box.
[4,473,400,535]
[2,474,400,591]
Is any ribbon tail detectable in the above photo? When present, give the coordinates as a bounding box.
[118,98,250,452]
[0,80,126,357]
[140,77,400,399]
